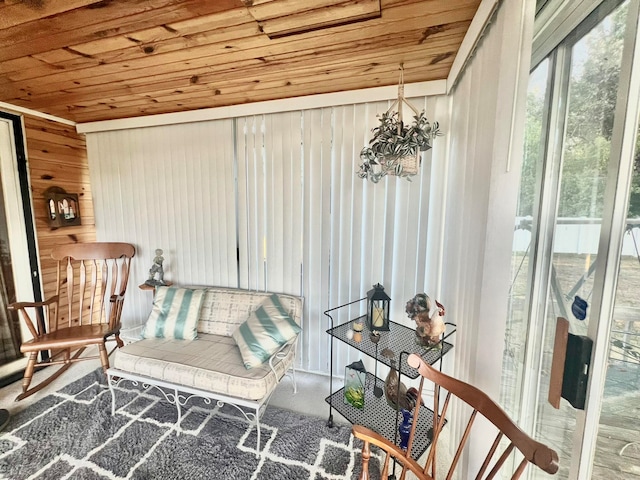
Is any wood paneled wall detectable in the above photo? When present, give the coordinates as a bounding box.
[21,115,95,305]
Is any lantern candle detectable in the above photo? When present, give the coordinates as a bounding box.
[373,307,385,328]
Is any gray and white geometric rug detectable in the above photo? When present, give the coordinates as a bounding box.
[0,369,378,480]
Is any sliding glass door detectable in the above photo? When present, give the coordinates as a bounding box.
[594,140,640,477]
[504,0,640,477]
[0,171,21,367]
[0,115,40,383]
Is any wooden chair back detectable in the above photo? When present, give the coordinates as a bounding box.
[353,353,559,480]
[51,242,135,333]
[9,242,135,400]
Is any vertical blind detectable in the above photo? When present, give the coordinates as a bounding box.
[86,120,238,326]
[86,96,447,375]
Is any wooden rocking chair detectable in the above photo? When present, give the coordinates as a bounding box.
[353,353,559,479]
[9,242,135,401]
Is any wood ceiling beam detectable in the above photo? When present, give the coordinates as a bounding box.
[76,8,253,56]
[0,10,256,77]
[0,0,475,75]
[73,63,447,113]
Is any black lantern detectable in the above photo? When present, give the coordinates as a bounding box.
[366,283,390,331]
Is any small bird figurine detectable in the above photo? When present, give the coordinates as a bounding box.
[406,387,424,409]
[381,349,424,412]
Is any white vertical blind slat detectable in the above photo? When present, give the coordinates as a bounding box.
[265,113,286,293]
[303,108,327,371]
[243,116,264,290]
[346,105,363,309]
[459,59,483,385]
[331,105,357,370]
[412,97,432,291]
[219,121,238,285]
[425,96,450,296]
[193,123,208,282]
[353,102,374,318]
[287,111,304,297]
[236,117,250,289]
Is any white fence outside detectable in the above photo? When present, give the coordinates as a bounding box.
[513,217,640,257]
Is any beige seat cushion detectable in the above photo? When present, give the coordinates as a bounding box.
[113,333,294,401]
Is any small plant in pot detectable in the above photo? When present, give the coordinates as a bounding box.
[357,110,440,183]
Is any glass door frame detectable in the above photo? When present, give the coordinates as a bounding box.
[0,113,41,383]
[518,42,569,437]
[577,0,640,477]
[517,0,640,477]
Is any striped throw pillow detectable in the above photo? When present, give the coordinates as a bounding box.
[143,286,205,340]
[232,294,301,369]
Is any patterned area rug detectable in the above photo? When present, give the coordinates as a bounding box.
[0,369,372,480]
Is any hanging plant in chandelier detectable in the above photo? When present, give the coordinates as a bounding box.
[357,65,441,183]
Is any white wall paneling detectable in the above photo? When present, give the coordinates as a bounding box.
[87,96,448,374]
[442,0,535,475]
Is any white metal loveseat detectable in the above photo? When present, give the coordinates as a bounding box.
[106,285,303,455]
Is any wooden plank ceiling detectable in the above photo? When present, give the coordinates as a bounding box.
[0,0,481,124]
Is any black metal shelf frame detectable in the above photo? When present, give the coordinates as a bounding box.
[323,298,456,460]
[324,372,437,461]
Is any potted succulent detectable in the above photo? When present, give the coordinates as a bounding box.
[357,110,440,183]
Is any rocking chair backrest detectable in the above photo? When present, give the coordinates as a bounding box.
[353,354,558,480]
[51,242,135,332]
[406,353,559,479]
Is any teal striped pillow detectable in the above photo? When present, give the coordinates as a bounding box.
[143,286,205,340]
[232,294,301,369]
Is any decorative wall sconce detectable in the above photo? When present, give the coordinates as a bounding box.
[44,187,81,228]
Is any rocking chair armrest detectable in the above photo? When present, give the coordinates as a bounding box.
[8,296,59,339]
[8,295,59,310]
